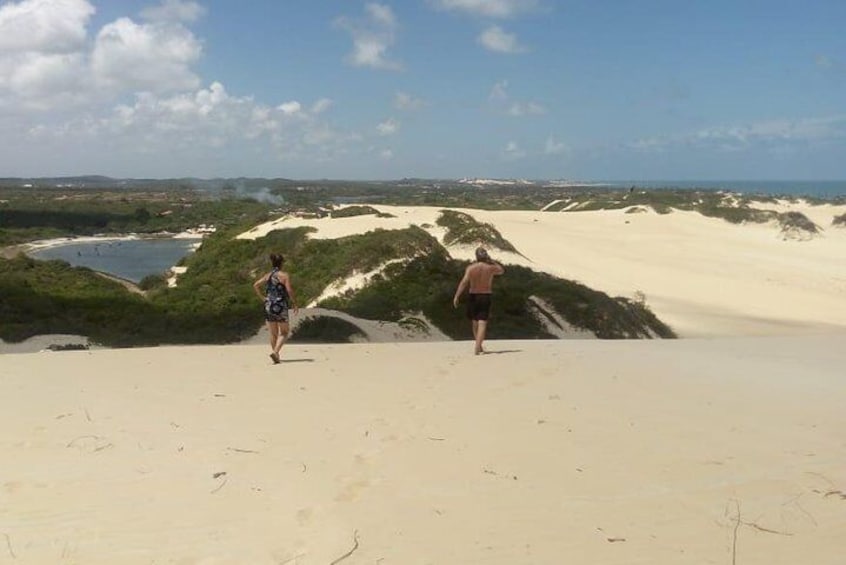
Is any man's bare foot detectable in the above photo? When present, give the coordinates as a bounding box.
[270,352,280,364]
[475,346,485,355]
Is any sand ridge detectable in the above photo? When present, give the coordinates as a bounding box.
[239,203,846,337]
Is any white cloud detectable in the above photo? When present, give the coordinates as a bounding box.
[508,101,545,116]
[311,98,333,114]
[432,0,539,19]
[91,17,202,94]
[502,140,525,159]
[0,0,207,112]
[815,54,833,69]
[815,54,845,74]
[488,79,544,118]
[140,0,205,23]
[544,135,567,155]
[630,115,846,153]
[478,25,526,54]
[0,0,95,110]
[278,101,303,115]
[377,117,400,135]
[1,52,88,110]
[489,79,509,101]
[28,81,360,160]
[0,2,395,174]
[0,0,94,53]
[380,148,394,159]
[334,3,403,71]
[394,91,424,110]
[366,2,397,27]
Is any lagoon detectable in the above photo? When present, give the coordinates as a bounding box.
[28,237,202,283]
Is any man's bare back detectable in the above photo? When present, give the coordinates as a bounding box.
[464,261,504,294]
[452,248,506,355]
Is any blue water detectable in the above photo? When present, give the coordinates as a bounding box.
[598,180,846,200]
[29,238,201,283]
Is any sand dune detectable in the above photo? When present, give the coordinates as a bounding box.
[4,202,846,563]
[2,337,844,564]
[239,203,846,337]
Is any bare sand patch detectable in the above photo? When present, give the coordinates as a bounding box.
[1,337,844,564]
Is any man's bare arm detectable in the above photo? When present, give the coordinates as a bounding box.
[453,268,470,308]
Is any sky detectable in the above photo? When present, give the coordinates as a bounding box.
[0,0,844,180]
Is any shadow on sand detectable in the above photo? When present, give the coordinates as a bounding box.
[280,358,315,363]
[482,349,523,355]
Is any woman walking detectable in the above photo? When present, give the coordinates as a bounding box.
[253,253,298,364]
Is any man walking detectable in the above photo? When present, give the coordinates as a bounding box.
[453,247,505,355]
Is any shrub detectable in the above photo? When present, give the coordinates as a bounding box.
[778,211,818,234]
[435,210,519,253]
[139,273,167,291]
[330,205,385,218]
[290,315,366,343]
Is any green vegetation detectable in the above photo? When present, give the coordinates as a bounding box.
[330,205,395,218]
[0,187,274,245]
[0,224,448,346]
[321,253,675,340]
[778,211,818,235]
[2,219,675,345]
[1,180,695,346]
[543,190,779,224]
[436,210,519,253]
[139,273,168,291]
[0,255,162,346]
[290,316,366,343]
[540,190,831,237]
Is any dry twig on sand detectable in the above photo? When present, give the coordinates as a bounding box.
[729,500,741,565]
[329,530,359,565]
[66,435,103,447]
[727,498,795,565]
[3,533,15,559]
[211,472,228,494]
[226,447,260,454]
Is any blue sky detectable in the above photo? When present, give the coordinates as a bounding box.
[0,0,844,180]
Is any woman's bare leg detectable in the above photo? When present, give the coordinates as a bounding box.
[273,321,290,355]
[267,321,278,349]
[267,322,281,363]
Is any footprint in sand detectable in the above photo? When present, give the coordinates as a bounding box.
[296,507,313,525]
[335,479,370,502]
[3,481,23,493]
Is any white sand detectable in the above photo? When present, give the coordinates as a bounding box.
[239,203,846,337]
[1,337,844,564]
[5,205,845,562]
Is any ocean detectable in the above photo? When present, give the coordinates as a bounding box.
[28,238,201,283]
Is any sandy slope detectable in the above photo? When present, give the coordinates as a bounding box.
[1,337,844,564]
[239,203,846,337]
